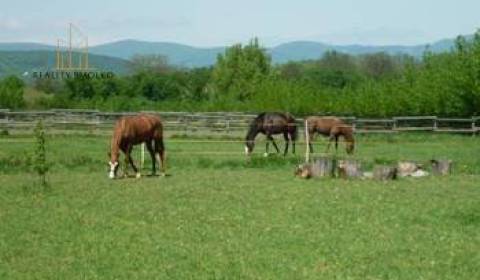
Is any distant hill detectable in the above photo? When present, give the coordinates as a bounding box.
[90,40,225,68]
[89,36,467,66]
[0,50,132,78]
[0,42,54,52]
[0,35,471,73]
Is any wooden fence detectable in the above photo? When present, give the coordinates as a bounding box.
[0,109,478,135]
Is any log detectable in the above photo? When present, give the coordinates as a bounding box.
[373,165,398,180]
[337,159,362,179]
[310,157,336,177]
[430,159,452,176]
[294,157,336,179]
[397,161,421,177]
[295,164,313,179]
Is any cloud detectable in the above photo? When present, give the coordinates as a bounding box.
[0,17,24,30]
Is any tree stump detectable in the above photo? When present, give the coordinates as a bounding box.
[295,164,313,179]
[310,157,336,177]
[431,159,452,176]
[337,159,362,179]
[373,165,398,180]
[294,157,336,179]
[397,161,421,177]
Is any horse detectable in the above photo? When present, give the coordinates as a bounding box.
[245,112,297,156]
[306,116,355,155]
[108,114,166,179]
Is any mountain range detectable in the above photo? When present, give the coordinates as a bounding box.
[0,35,469,77]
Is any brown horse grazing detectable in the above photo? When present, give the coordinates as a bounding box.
[245,112,297,156]
[306,116,355,155]
[108,114,166,179]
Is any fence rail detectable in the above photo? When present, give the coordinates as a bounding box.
[0,109,478,135]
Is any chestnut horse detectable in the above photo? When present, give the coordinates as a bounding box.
[245,112,297,156]
[108,114,166,179]
[306,116,355,155]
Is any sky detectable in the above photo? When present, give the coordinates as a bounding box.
[1,0,479,47]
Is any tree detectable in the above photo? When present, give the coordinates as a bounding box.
[130,54,172,74]
[0,75,25,109]
[210,38,271,100]
[361,52,397,79]
[302,51,361,89]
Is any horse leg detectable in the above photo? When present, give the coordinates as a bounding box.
[154,138,166,176]
[283,132,289,156]
[265,137,270,156]
[335,136,339,152]
[326,135,334,154]
[292,133,296,154]
[126,146,140,178]
[308,132,314,153]
[146,141,156,175]
[268,135,280,154]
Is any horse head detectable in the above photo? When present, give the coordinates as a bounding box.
[245,139,255,155]
[346,140,355,154]
[108,151,120,179]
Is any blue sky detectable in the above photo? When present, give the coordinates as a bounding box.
[1,0,479,47]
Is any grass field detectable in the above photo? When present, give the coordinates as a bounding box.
[0,133,479,279]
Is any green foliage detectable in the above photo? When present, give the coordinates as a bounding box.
[0,134,480,279]
[0,75,25,109]
[21,32,480,116]
[33,120,48,188]
[211,38,271,101]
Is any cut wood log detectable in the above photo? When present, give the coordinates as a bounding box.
[397,161,421,177]
[337,159,362,179]
[294,157,336,179]
[373,165,398,180]
[310,157,336,177]
[431,159,452,176]
[294,164,313,179]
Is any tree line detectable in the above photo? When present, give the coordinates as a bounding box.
[1,31,480,117]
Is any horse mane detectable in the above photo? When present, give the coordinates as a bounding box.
[110,118,126,161]
[246,114,263,141]
[339,124,355,143]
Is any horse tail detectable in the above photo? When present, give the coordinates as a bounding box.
[285,113,298,141]
[291,122,298,141]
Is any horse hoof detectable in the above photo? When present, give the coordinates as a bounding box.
[136,173,141,179]
[263,153,269,157]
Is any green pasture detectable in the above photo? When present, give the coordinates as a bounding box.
[0,133,479,279]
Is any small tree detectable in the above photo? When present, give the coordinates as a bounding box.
[34,120,49,188]
[210,38,271,101]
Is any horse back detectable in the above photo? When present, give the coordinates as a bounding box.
[115,114,163,144]
[307,116,348,135]
[263,112,296,134]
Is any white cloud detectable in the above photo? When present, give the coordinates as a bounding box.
[0,17,24,30]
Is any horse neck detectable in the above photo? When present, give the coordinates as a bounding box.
[342,127,354,142]
[246,126,259,141]
[110,130,121,162]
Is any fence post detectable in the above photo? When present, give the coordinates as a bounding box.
[433,117,438,131]
[305,119,310,163]
[140,143,145,169]
[226,115,230,134]
[472,117,476,137]
[184,115,189,135]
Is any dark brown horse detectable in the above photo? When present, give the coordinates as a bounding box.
[245,112,297,156]
[108,114,166,179]
[306,116,355,154]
